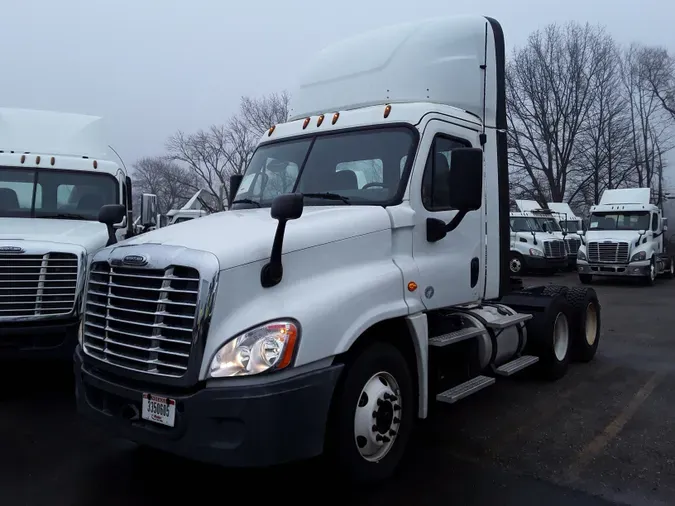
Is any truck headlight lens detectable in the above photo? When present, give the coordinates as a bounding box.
[631,251,646,262]
[529,248,544,257]
[577,249,586,261]
[209,320,299,378]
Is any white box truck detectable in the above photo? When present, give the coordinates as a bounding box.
[0,108,149,359]
[577,188,674,285]
[74,16,603,482]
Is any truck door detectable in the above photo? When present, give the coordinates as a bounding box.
[410,120,484,310]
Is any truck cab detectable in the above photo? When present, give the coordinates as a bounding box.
[577,188,674,285]
[509,202,568,274]
[74,16,602,482]
[0,108,136,359]
[547,201,583,266]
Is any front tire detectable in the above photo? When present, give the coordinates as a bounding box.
[643,258,656,286]
[510,252,525,275]
[325,343,414,483]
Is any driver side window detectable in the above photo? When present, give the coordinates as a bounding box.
[652,213,659,232]
[421,135,470,211]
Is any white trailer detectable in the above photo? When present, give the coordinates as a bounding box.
[74,16,603,482]
[577,188,674,285]
[0,108,143,360]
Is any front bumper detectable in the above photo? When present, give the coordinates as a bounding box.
[577,260,651,277]
[523,255,568,271]
[74,346,344,467]
[0,317,79,360]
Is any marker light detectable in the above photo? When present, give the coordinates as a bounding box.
[317,114,325,127]
[303,117,311,129]
[332,112,340,125]
[50,157,55,166]
[384,104,392,118]
[20,155,25,163]
[268,125,276,136]
[93,160,98,169]
[35,156,41,165]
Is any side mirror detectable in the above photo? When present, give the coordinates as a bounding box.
[229,174,244,208]
[140,193,158,227]
[98,204,126,247]
[578,229,585,236]
[663,218,668,231]
[638,229,646,236]
[261,193,305,288]
[447,148,483,211]
[271,193,304,221]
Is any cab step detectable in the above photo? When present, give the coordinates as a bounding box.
[485,312,532,329]
[436,375,495,404]
[495,355,539,377]
[429,327,485,347]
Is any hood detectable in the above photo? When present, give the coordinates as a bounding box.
[118,206,393,269]
[584,229,642,244]
[0,217,109,252]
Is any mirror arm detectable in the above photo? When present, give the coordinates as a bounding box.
[105,225,117,247]
[445,210,467,233]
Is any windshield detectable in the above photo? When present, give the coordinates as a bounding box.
[589,211,650,231]
[232,126,416,208]
[510,216,560,232]
[561,220,580,233]
[0,167,119,220]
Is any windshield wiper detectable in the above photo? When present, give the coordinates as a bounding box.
[303,192,351,204]
[41,213,88,220]
[231,199,261,208]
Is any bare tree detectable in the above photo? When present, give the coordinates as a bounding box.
[507,22,613,205]
[640,47,675,119]
[622,44,674,202]
[165,92,291,211]
[132,156,197,215]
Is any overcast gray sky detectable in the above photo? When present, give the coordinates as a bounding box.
[1,0,673,168]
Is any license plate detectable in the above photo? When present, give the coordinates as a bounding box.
[141,393,176,427]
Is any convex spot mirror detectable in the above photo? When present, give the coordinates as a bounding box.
[446,147,483,211]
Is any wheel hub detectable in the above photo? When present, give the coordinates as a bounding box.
[354,372,402,462]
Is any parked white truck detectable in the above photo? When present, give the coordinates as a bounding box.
[577,188,674,285]
[547,201,584,266]
[74,16,602,482]
[509,201,568,274]
[0,108,138,359]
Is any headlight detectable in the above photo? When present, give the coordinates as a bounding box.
[529,248,544,257]
[209,320,299,378]
[631,251,647,262]
[577,249,586,261]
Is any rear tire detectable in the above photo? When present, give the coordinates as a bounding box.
[563,287,601,362]
[665,257,674,279]
[579,273,593,284]
[525,295,573,381]
[325,342,414,484]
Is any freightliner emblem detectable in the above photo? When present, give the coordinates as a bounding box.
[0,246,25,254]
[122,254,148,266]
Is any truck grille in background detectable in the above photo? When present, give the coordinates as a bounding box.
[544,240,566,258]
[587,242,629,263]
[565,238,581,255]
[0,253,78,317]
[83,262,200,378]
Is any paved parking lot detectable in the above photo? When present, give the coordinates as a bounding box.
[2,271,675,506]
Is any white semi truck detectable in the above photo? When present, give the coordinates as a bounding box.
[509,201,568,274]
[547,201,584,266]
[0,108,139,359]
[74,16,602,482]
[577,188,674,285]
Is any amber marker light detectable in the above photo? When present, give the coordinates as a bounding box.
[35,156,41,165]
[332,112,340,124]
[317,114,325,127]
[268,125,276,136]
[407,281,418,292]
[50,156,55,166]
[93,160,98,169]
[384,104,392,118]
[303,117,311,129]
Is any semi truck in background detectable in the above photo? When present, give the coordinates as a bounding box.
[74,16,603,482]
[0,107,144,359]
[509,200,568,274]
[547,201,584,266]
[577,187,675,285]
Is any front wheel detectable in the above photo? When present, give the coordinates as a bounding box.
[325,342,414,483]
[510,253,525,275]
[643,258,656,286]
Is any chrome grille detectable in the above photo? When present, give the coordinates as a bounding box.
[543,240,565,258]
[82,261,200,378]
[565,238,581,255]
[0,252,78,317]
[587,242,629,263]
